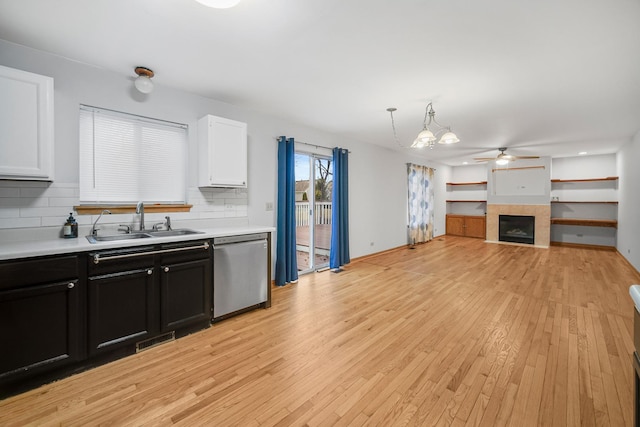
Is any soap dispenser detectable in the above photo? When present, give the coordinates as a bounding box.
[63,213,78,238]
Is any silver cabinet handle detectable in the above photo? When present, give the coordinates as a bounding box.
[164,267,169,273]
[67,282,75,289]
[147,269,153,275]
[93,242,210,264]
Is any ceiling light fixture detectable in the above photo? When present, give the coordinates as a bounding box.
[134,67,154,94]
[387,102,459,149]
[194,0,241,8]
[474,147,539,165]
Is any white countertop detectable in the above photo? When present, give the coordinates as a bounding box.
[0,226,274,261]
[630,285,640,312]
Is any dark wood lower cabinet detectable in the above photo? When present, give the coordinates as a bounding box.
[160,259,211,332]
[1,240,213,397]
[0,279,81,378]
[87,241,212,356]
[0,255,82,393]
[88,268,156,356]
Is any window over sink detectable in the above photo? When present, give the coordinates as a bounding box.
[79,105,187,204]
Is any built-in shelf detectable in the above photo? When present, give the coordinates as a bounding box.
[551,201,618,204]
[446,181,487,217]
[550,241,616,251]
[550,176,618,183]
[550,218,617,228]
[74,204,193,215]
[446,181,487,186]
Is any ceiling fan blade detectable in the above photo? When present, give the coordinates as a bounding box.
[513,155,540,159]
[473,157,495,161]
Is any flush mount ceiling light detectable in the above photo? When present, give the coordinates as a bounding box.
[134,66,154,94]
[194,0,241,8]
[387,102,460,149]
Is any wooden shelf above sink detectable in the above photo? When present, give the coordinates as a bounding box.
[74,204,192,215]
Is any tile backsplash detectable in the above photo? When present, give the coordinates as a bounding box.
[0,181,248,231]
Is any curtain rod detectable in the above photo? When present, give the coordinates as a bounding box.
[407,162,437,172]
[275,137,351,153]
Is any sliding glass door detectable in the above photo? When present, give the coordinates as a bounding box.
[294,152,333,273]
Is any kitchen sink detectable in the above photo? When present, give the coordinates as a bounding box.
[86,229,203,243]
[86,233,152,243]
[147,229,203,237]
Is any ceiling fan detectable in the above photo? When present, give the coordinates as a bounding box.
[474,147,539,165]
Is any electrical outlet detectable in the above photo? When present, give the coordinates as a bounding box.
[265,202,274,211]
[370,241,374,246]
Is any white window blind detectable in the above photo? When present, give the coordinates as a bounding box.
[79,106,187,204]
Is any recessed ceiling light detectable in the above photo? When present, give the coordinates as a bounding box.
[462,161,468,165]
[578,151,587,155]
[194,0,241,8]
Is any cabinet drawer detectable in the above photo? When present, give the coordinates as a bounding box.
[159,240,211,264]
[88,246,155,276]
[0,255,78,291]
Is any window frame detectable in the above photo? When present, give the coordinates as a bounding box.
[78,105,188,205]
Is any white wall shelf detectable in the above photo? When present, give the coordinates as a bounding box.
[550,176,618,183]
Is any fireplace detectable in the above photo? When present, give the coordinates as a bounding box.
[499,215,535,245]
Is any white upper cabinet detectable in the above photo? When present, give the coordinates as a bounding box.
[0,65,54,181]
[198,115,247,188]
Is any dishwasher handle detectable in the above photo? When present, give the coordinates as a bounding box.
[213,233,269,246]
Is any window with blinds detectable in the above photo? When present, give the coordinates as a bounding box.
[79,105,188,204]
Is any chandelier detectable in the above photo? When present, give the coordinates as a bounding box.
[387,102,460,149]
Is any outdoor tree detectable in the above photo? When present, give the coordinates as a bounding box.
[315,160,332,201]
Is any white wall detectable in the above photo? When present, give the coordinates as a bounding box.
[451,164,487,183]
[487,157,551,205]
[617,133,640,272]
[551,154,618,180]
[0,40,448,261]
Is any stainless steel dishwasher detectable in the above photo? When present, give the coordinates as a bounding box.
[213,233,268,319]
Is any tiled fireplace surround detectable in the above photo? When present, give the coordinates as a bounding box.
[486,204,551,247]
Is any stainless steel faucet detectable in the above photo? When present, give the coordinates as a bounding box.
[91,209,112,236]
[136,201,145,231]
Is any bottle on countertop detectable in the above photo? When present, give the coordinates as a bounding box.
[63,213,78,238]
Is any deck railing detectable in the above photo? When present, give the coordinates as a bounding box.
[295,202,332,226]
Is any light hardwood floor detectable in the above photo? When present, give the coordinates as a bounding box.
[2,236,640,426]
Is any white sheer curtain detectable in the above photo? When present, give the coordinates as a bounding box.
[407,163,435,244]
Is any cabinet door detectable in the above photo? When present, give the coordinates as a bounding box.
[0,280,80,379]
[88,268,156,356]
[160,258,212,331]
[0,65,54,181]
[465,217,486,239]
[198,115,247,188]
[446,216,465,236]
